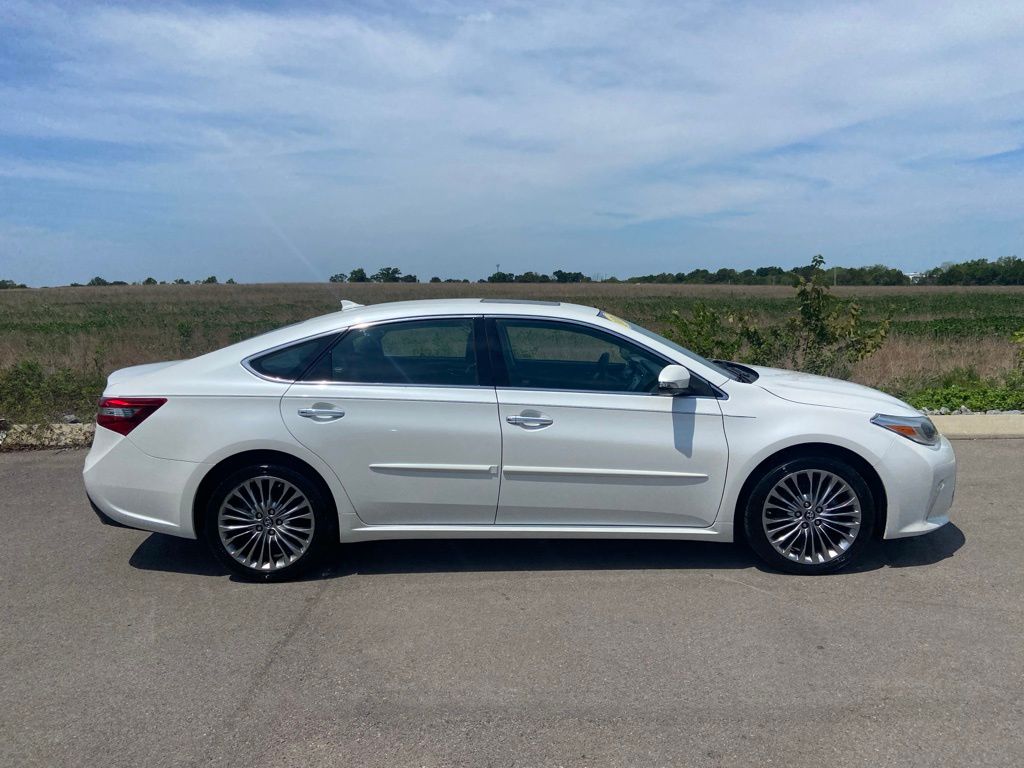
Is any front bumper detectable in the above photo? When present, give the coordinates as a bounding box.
[83,426,203,538]
[877,434,957,539]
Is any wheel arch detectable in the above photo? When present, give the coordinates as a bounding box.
[732,442,887,541]
[192,449,339,539]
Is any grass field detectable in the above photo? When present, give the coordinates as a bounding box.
[1,282,1023,422]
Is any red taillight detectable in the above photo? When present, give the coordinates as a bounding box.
[96,397,166,436]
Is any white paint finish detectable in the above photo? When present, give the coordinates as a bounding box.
[874,433,957,538]
[748,364,918,415]
[82,297,958,557]
[281,383,501,525]
[83,430,200,534]
[103,395,363,538]
[126,394,293,462]
[495,390,728,527]
[715,381,957,539]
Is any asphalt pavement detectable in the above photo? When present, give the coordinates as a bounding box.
[1,440,1022,767]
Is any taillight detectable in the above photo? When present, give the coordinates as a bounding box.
[96,397,167,436]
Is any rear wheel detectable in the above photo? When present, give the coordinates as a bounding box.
[743,456,875,574]
[203,463,335,582]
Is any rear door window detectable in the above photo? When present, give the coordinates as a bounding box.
[303,318,479,386]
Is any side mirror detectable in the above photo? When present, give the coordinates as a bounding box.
[658,364,691,394]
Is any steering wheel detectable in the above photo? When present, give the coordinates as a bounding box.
[620,348,653,392]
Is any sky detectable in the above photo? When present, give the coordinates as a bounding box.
[1,0,1023,286]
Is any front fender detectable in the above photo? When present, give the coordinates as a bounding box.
[715,386,895,532]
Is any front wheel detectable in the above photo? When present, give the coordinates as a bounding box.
[743,456,876,574]
[203,463,335,582]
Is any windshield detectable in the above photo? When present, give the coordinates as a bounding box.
[617,318,739,381]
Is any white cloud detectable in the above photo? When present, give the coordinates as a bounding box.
[1,0,1023,282]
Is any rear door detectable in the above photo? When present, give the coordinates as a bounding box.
[280,316,501,526]
[489,317,728,527]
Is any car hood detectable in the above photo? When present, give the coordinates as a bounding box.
[746,365,919,415]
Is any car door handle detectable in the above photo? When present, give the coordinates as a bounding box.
[506,414,553,428]
[298,407,345,421]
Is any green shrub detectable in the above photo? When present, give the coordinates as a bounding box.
[0,361,104,423]
[904,372,1024,411]
[665,302,745,362]
[665,255,890,378]
[897,336,1024,411]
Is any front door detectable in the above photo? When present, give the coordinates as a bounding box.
[281,317,501,525]
[490,317,728,527]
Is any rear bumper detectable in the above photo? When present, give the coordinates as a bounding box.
[87,491,134,529]
[878,435,957,539]
[83,426,203,538]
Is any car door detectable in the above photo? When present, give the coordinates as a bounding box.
[489,317,728,527]
[280,316,501,526]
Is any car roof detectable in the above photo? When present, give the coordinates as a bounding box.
[286,298,601,336]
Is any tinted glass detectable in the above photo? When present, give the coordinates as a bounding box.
[248,336,334,380]
[304,318,478,386]
[495,319,666,393]
[613,315,737,381]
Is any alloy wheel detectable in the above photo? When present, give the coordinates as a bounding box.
[217,475,316,571]
[761,469,862,565]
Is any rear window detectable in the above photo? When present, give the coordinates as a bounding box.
[301,318,478,386]
[246,336,335,380]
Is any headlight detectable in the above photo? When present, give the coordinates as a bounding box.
[870,414,940,446]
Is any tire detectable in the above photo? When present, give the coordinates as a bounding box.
[743,456,876,574]
[203,463,336,582]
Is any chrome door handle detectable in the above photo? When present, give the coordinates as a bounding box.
[298,407,345,421]
[506,414,553,428]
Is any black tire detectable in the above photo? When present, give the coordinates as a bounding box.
[743,455,876,575]
[203,462,336,582]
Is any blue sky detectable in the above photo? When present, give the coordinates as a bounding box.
[1,0,1023,285]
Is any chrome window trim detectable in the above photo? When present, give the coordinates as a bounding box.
[494,386,726,400]
[480,298,561,306]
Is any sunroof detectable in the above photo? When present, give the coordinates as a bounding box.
[479,299,561,306]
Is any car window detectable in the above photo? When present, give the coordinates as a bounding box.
[303,318,479,386]
[611,315,738,381]
[494,319,667,393]
[247,336,336,381]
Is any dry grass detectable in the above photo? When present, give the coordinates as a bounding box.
[2,282,1023,389]
[851,334,1018,390]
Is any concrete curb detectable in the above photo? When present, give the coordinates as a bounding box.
[931,414,1024,440]
[2,414,1023,450]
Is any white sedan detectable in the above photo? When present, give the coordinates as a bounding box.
[84,298,956,580]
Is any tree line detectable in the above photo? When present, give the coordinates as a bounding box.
[325,256,1024,286]
[66,276,237,287]
[922,256,1024,285]
[3,255,1022,289]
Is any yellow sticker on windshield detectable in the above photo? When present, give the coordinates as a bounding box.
[599,310,630,328]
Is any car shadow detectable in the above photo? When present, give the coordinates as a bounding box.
[128,522,966,581]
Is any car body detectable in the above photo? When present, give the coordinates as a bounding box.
[84,298,957,579]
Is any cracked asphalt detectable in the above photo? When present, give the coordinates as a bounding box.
[1,440,1022,767]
